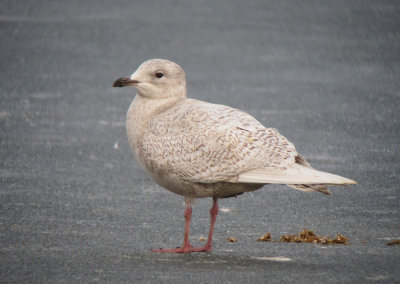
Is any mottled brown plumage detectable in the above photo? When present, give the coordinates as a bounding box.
[113,59,356,253]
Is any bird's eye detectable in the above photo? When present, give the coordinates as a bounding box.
[155,72,164,78]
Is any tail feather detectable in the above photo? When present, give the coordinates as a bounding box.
[288,184,331,195]
[231,164,357,185]
[290,154,331,195]
[229,154,356,195]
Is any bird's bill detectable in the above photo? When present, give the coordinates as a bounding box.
[113,77,139,87]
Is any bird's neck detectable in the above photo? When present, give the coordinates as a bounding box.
[126,94,184,156]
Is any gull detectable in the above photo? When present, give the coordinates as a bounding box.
[113,59,356,253]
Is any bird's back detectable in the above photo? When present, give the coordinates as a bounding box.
[139,98,299,184]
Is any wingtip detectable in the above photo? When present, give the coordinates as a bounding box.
[344,178,357,185]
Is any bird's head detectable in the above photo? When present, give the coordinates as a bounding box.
[113,59,187,99]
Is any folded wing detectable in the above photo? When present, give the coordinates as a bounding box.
[230,163,357,185]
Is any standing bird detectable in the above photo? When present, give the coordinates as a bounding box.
[113,59,356,253]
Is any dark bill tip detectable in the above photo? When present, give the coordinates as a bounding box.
[113,77,139,87]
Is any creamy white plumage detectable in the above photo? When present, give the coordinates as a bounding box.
[113,59,356,253]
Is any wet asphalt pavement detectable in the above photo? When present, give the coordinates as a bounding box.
[1,1,399,283]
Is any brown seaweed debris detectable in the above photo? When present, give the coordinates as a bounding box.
[227,237,237,243]
[387,239,400,245]
[280,229,349,245]
[257,233,272,242]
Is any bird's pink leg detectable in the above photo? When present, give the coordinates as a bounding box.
[182,204,193,249]
[192,197,218,252]
[152,203,194,253]
[152,198,219,253]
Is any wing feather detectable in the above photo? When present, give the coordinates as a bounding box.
[141,99,298,183]
[229,163,357,185]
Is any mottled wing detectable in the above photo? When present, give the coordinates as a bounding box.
[141,99,298,183]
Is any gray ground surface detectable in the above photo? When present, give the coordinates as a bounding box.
[1,0,399,283]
